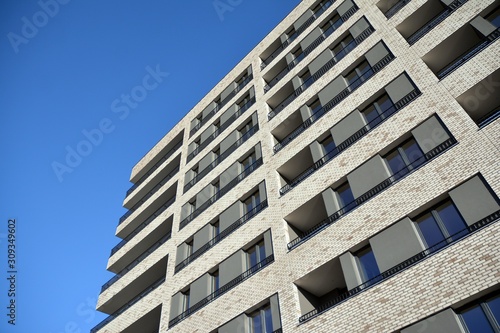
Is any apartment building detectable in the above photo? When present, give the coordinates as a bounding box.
[92,0,500,331]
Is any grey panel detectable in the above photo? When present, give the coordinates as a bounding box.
[193,224,214,252]
[199,152,217,171]
[322,187,342,217]
[249,87,255,99]
[280,33,288,44]
[269,294,282,330]
[219,249,247,286]
[221,104,239,125]
[184,170,196,185]
[190,273,212,306]
[349,16,371,39]
[286,52,296,66]
[339,251,362,291]
[470,16,497,37]
[259,182,268,202]
[294,9,314,31]
[220,201,244,231]
[292,76,303,91]
[200,124,217,144]
[202,101,217,119]
[251,112,258,125]
[385,73,415,103]
[263,230,273,258]
[180,203,193,221]
[220,130,241,154]
[401,308,466,333]
[220,162,242,188]
[331,109,367,145]
[309,141,324,163]
[175,242,190,265]
[347,155,392,198]
[221,83,238,102]
[449,176,500,226]
[365,41,390,68]
[370,217,426,272]
[297,288,317,315]
[318,76,348,106]
[255,142,262,160]
[190,118,200,132]
[219,314,249,333]
[196,184,215,209]
[300,27,323,52]
[411,116,450,154]
[337,0,355,17]
[169,292,184,320]
[300,104,313,122]
[309,49,334,75]
[187,141,198,156]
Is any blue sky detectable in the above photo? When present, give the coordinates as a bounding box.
[0,1,300,332]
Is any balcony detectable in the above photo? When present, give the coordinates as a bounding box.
[169,254,275,328]
[126,139,182,197]
[287,137,456,250]
[179,158,263,230]
[190,75,253,137]
[278,89,420,194]
[91,276,165,333]
[183,124,259,193]
[260,0,334,69]
[298,210,500,323]
[175,200,268,273]
[187,96,256,162]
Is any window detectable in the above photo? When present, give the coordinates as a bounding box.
[299,70,312,89]
[212,220,220,238]
[384,138,424,179]
[485,7,500,28]
[415,200,468,252]
[345,61,373,90]
[336,182,357,214]
[182,290,190,311]
[210,270,220,294]
[249,304,273,333]
[332,34,354,61]
[241,119,253,135]
[459,294,500,333]
[361,94,394,129]
[186,239,194,257]
[292,47,304,65]
[242,152,257,170]
[237,73,249,87]
[246,240,267,269]
[355,246,381,285]
[213,147,220,159]
[244,191,261,214]
[238,94,251,109]
[319,136,336,156]
[285,27,297,42]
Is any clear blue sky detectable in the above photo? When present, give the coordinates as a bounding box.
[0,1,300,332]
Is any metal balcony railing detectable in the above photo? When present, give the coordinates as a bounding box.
[183,124,259,193]
[169,254,275,328]
[437,28,500,79]
[91,276,165,333]
[298,210,500,323]
[407,0,468,45]
[189,75,253,137]
[384,0,412,18]
[186,96,256,163]
[119,166,179,222]
[179,158,263,230]
[287,137,457,250]
[102,233,171,292]
[125,140,182,197]
[119,195,175,226]
[175,200,268,273]
[261,0,334,69]
[279,89,420,194]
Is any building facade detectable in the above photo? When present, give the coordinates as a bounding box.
[93,0,500,331]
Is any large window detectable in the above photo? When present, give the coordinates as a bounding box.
[415,200,468,252]
[384,138,424,180]
[210,270,220,295]
[355,246,381,285]
[336,182,356,214]
[244,191,261,214]
[361,94,394,129]
[182,290,190,311]
[460,294,500,333]
[320,136,336,156]
[346,60,373,90]
[247,240,266,269]
[249,304,274,333]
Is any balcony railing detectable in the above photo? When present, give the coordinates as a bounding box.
[126,140,182,197]
[119,167,179,222]
[102,233,171,292]
[268,34,389,121]
[287,137,457,250]
[186,97,256,163]
[261,0,334,69]
[119,195,175,226]
[175,200,268,273]
[183,124,259,193]
[298,210,500,323]
[384,0,412,18]
[279,89,420,194]
[190,76,253,137]
[437,28,500,79]
[179,158,263,230]
[407,0,468,45]
[169,254,275,328]
[91,276,165,333]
